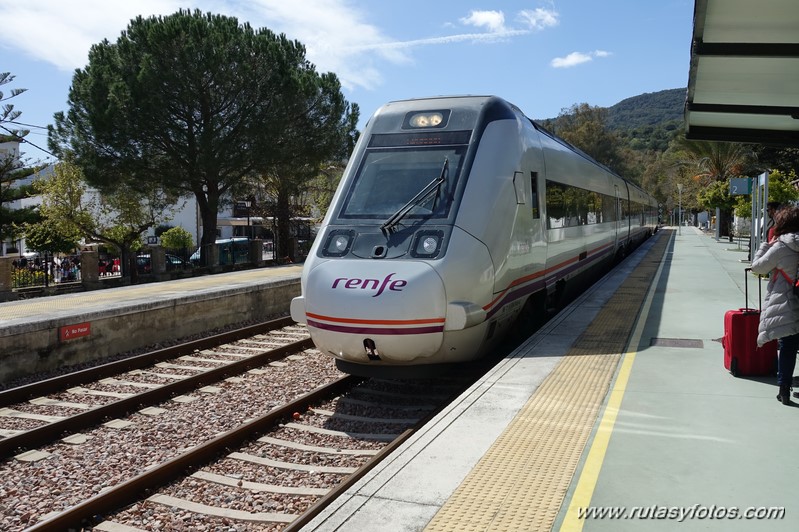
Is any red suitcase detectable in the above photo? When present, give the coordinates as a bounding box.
[723,268,777,377]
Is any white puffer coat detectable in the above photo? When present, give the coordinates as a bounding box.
[750,232,799,346]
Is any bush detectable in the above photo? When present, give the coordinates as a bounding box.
[12,268,50,288]
[160,226,194,250]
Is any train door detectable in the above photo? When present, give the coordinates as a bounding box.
[529,171,543,244]
[614,185,622,251]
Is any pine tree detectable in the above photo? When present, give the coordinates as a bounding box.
[1,72,38,254]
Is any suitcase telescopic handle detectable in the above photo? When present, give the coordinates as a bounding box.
[744,267,762,311]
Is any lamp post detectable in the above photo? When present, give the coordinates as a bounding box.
[244,200,252,239]
[677,184,683,235]
[237,200,252,239]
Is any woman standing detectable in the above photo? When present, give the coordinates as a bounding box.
[751,205,799,405]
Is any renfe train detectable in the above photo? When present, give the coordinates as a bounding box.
[291,95,658,376]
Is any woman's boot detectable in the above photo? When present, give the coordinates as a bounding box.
[777,385,791,405]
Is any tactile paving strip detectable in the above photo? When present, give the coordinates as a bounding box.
[424,232,670,532]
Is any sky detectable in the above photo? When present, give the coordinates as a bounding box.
[1,0,695,164]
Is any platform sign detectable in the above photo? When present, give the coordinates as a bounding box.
[59,322,91,342]
[730,178,752,195]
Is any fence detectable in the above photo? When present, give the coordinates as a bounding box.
[5,239,284,294]
[10,254,82,289]
[135,248,195,275]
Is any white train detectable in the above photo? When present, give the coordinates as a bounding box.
[291,95,658,376]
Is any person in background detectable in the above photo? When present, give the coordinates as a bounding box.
[750,205,799,405]
[766,201,782,242]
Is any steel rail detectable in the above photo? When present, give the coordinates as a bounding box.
[283,389,458,532]
[0,316,296,406]
[26,375,361,532]
[0,336,314,459]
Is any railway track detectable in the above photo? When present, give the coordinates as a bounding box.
[0,316,312,459]
[0,316,474,531]
[19,375,469,531]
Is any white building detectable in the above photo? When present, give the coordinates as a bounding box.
[1,138,42,255]
[2,138,251,255]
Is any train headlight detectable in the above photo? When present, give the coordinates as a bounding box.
[410,112,443,128]
[411,230,443,258]
[323,230,355,257]
[403,109,450,129]
[421,236,438,254]
[333,235,349,252]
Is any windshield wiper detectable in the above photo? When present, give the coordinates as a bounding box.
[381,158,449,236]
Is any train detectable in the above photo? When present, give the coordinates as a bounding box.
[290,95,659,376]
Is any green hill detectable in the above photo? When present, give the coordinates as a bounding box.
[608,88,685,152]
[606,88,685,130]
[540,88,686,153]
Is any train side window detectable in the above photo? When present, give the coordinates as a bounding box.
[546,179,614,228]
[530,172,540,219]
[602,194,616,222]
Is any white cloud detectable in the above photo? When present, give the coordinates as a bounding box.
[0,1,561,94]
[551,50,612,68]
[460,10,506,33]
[0,1,186,72]
[0,0,399,91]
[517,8,559,31]
[238,0,406,91]
[360,6,558,53]
[348,29,530,52]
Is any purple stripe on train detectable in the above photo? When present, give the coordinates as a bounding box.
[307,319,444,335]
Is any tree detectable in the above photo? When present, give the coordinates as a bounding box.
[638,142,704,224]
[1,72,39,253]
[733,169,799,217]
[753,145,799,175]
[23,218,81,256]
[33,161,178,280]
[0,149,38,251]
[307,163,348,222]
[257,101,359,261]
[48,10,355,266]
[545,103,630,178]
[673,137,755,237]
[160,226,194,250]
[0,72,29,140]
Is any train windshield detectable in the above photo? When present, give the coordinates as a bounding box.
[339,146,466,220]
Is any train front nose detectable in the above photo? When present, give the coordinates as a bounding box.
[297,261,446,363]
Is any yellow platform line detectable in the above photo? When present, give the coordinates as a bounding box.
[423,231,671,532]
[560,230,671,531]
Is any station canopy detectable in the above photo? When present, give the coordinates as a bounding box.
[685,0,799,146]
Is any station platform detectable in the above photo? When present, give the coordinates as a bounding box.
[303,227,797,532]
[0,264,303,385]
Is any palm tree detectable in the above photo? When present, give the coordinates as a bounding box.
[674,137,755,237]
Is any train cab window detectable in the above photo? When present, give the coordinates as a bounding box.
[530,172,540,219]
[513,171,526,205]
[339,146,466,220]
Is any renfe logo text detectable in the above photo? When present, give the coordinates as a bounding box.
[331,273,407,297]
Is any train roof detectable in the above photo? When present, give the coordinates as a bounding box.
[368,95,654,199]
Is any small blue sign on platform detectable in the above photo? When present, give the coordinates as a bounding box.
[729,178,752,195]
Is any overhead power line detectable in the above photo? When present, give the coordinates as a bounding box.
[0,124,57,159]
